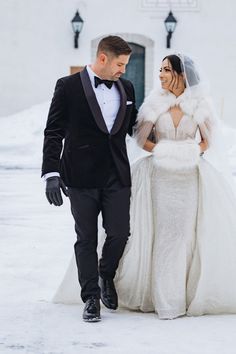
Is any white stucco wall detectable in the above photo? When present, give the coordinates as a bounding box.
[0,0,235,126]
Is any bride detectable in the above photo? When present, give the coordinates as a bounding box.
[53,54,236,319]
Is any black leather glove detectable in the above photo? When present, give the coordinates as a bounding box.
[45,176,68,206]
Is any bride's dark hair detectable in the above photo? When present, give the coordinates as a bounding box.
[163,54,200,87]
[162,55,182,75]
[162,54,183,89]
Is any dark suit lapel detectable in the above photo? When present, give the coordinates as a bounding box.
[80,68,109,134]
[110,79,127,135]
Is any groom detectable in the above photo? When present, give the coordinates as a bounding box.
[42,36,137,322]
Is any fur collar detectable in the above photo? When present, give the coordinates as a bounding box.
[137,88,212,125]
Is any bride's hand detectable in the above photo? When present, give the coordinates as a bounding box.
[199,139,208,153]
[143,140,156,152]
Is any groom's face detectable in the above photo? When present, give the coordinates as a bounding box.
[100,53,130,81]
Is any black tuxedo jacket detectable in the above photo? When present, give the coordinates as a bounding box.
[42,68,137,188]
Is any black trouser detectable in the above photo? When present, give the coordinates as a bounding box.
[68,168,131,302]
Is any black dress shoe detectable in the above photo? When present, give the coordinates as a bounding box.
[99,277,118,310]
[83,297,101,322]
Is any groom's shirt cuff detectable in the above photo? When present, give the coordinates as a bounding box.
[43,172,60,181]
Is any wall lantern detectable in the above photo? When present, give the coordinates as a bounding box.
[71,10,84,49]
[164,11,177,49]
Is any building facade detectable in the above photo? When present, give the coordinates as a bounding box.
[0,0,236,126]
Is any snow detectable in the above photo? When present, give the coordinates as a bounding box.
[1,103,236,353]
[0,102,50,169]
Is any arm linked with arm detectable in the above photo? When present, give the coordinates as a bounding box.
[132,88,158,151]
[134,120,156,152]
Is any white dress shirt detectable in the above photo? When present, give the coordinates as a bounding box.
[43,65,120,180]
[86,65,120,132]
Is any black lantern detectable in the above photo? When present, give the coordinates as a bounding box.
[71,10,84,49]
[164,11,177,49]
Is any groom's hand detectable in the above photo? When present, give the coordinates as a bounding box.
[45,176,68,206]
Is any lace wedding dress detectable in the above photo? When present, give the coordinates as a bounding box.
[53,89,236,319]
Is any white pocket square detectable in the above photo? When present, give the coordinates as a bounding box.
[126,101,133,105]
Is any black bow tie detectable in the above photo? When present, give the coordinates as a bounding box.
[94,76,114,89]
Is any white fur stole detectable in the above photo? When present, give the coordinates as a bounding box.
[137,88,213,126]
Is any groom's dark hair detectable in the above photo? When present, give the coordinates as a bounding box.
[97,36,132,57]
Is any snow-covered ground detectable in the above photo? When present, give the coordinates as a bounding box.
[1,169,236,354]
[1,103,236,354]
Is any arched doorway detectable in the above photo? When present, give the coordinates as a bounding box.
[123,43,145,108]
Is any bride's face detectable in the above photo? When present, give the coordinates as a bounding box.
[159,59,174,90]
[159,58,184,92]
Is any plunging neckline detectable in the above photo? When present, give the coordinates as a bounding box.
[168,111,185,130]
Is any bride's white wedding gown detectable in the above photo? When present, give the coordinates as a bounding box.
[53,90,236,319]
